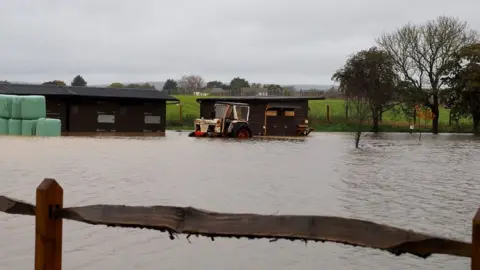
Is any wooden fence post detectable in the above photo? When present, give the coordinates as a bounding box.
[326,105,330,122]
[473,208,480,270]
[413,106,416,126]
[35,178,63,270]
[179,104,183,126]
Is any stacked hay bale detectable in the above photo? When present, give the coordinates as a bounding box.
[0,94,61,137]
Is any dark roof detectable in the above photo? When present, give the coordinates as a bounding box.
[196,96,325,103]
[0,83,178,101]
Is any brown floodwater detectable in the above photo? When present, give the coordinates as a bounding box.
[0,132,479,269]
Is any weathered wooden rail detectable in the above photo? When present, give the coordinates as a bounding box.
[0,178,479,270]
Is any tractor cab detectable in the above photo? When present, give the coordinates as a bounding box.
[189,102,252,138]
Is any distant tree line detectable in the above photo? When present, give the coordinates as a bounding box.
[1,75,333,98]
[37,75,156,90]
[42,75,88,87]
[162,76,253,94]
[108,82,156,89]
[160,75,330,96]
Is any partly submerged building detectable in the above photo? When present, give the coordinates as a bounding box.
[196,96,325,137]
[0,83,178,136]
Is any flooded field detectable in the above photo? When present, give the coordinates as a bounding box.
[0,132,479,269]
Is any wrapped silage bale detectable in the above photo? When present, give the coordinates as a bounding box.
[20,95,46,119]
[0,118,8,134]
[0,94,13,118]
[8,119,21,135]
[11,95,22,119]
[35,118,61,137]
[21,119,37,136]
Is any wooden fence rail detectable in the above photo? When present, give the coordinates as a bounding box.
[0,178,479,270]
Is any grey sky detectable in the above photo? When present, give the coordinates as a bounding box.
[0,0,479,86]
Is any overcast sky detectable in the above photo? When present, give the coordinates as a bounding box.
[0,0,478,86]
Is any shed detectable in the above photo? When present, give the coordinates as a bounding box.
[0,83,178,136]
[196,96,325,136]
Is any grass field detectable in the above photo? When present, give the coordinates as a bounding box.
[166,95,474,133]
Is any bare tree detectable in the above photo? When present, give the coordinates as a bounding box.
[376,16,478,134]
[178,75,205,94]
[346,95,371,148]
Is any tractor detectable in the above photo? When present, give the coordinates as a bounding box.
[188,102,252,138]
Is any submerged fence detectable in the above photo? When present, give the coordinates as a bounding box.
[0,178,479,270]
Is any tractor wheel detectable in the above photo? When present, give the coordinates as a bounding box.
[235,127,251,139]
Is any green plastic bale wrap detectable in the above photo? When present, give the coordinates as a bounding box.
[0,118,8,134]
[0,94,13,118]
[21,119,37,136]
[35,118,61,137]
[8,119,22,135]
[20,95,46,119]
[11,96,22,119]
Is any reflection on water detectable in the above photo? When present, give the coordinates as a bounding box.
[0,132,479,270]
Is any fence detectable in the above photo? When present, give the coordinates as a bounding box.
[307,103,475,132]
[311,104,416,125]
[0,178,479,270]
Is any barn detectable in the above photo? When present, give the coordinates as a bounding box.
[196,96,325,137]
[0,83,178,136]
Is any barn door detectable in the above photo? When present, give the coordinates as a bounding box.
[265,109,297,136]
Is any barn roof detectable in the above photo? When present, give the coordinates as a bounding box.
[196,96,325,103]
[0,83,179,101]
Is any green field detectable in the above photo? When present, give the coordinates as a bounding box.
[166,95,474,133]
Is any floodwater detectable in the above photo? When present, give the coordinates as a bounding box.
[0,132,479,269]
